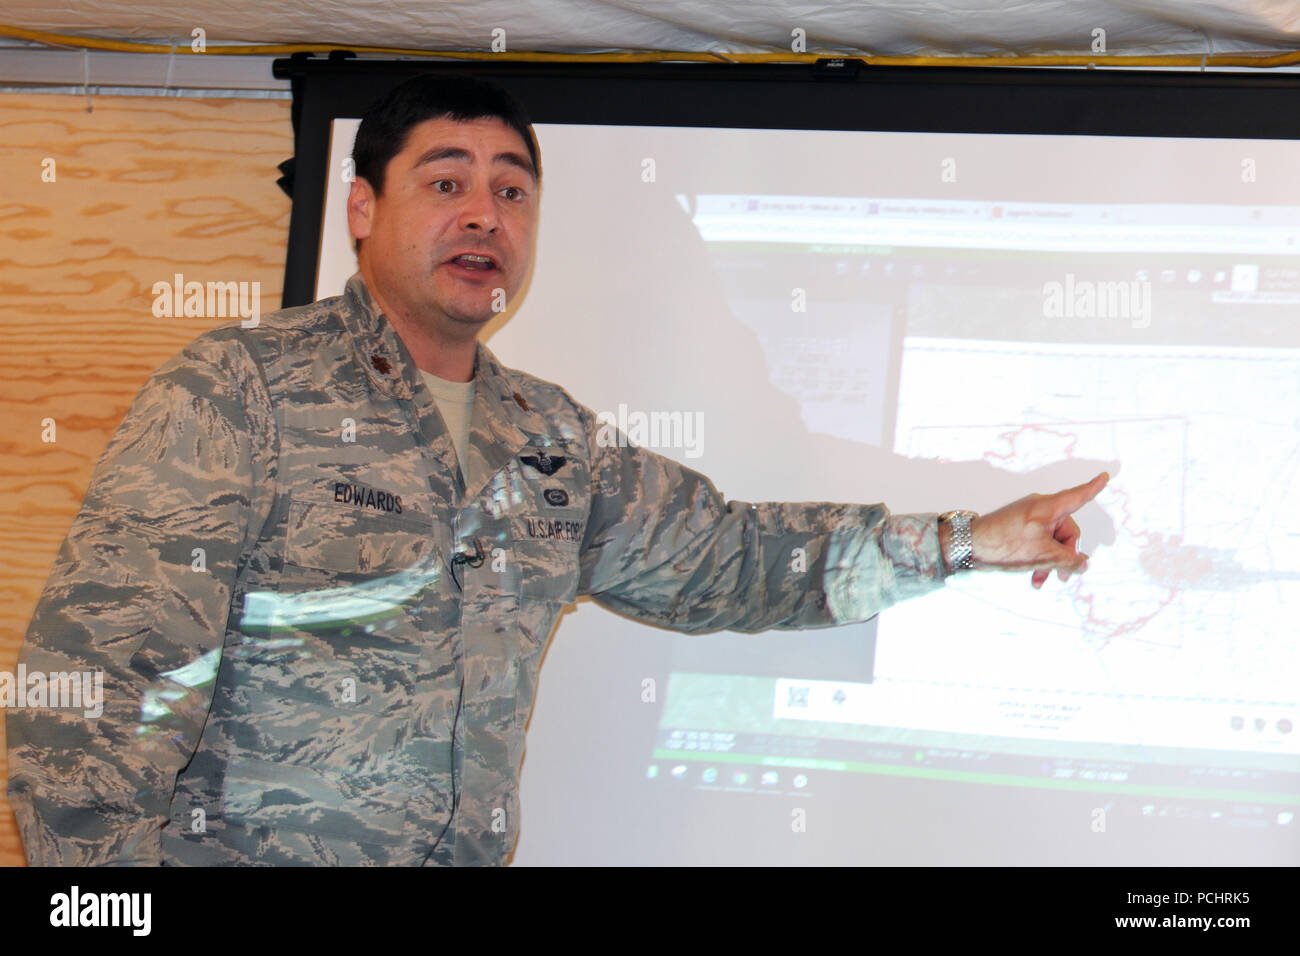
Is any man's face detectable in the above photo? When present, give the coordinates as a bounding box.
[348,115,538,337]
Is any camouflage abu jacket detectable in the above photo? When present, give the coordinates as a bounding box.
[7,272,950,866]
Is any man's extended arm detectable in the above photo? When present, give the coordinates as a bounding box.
[6,331,274,865]
[572,400,950,633]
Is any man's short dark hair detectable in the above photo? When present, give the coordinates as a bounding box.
[351,74,541,254]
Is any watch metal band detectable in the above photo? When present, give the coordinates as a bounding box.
[939,509,978,572]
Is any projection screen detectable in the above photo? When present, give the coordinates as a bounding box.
[281,61,1300,865]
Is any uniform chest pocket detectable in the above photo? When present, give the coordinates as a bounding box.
[283,497,441,576]
[508,510,584,603]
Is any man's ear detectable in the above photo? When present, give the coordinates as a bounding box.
[347,176,375,245]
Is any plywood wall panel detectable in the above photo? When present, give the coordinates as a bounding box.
[0,91,292,865]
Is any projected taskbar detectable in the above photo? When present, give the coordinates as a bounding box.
[648,673,1300,824]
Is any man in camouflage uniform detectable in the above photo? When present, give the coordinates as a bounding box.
[6,75,1107,866]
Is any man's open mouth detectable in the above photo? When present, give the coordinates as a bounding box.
[447,253,499,272]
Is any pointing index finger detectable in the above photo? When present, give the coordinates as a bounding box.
[1052,471,1109,517]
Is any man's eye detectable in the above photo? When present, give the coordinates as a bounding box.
[432,180,457,193]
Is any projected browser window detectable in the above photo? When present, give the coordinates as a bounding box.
[650,193,1299,821]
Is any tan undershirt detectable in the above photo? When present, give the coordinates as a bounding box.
[418,369,475,483]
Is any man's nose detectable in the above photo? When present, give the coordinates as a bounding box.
[459,182,499,233]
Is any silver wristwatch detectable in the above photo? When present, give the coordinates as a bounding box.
[939,509,979,573]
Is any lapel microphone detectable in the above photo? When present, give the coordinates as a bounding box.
[450,538,486,590]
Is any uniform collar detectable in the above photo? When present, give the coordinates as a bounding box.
[342,271,421,400]
[341,271,553,500]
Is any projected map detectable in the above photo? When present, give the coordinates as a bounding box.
[879,337,1300,756]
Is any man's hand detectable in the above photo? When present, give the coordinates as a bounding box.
[968,471,1109,589]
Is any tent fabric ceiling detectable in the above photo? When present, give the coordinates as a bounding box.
[2,0,1298,57]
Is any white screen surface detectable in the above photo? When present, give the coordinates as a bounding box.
[317,120,1300,864]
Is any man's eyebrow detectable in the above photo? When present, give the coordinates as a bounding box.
[411,146,536,180]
